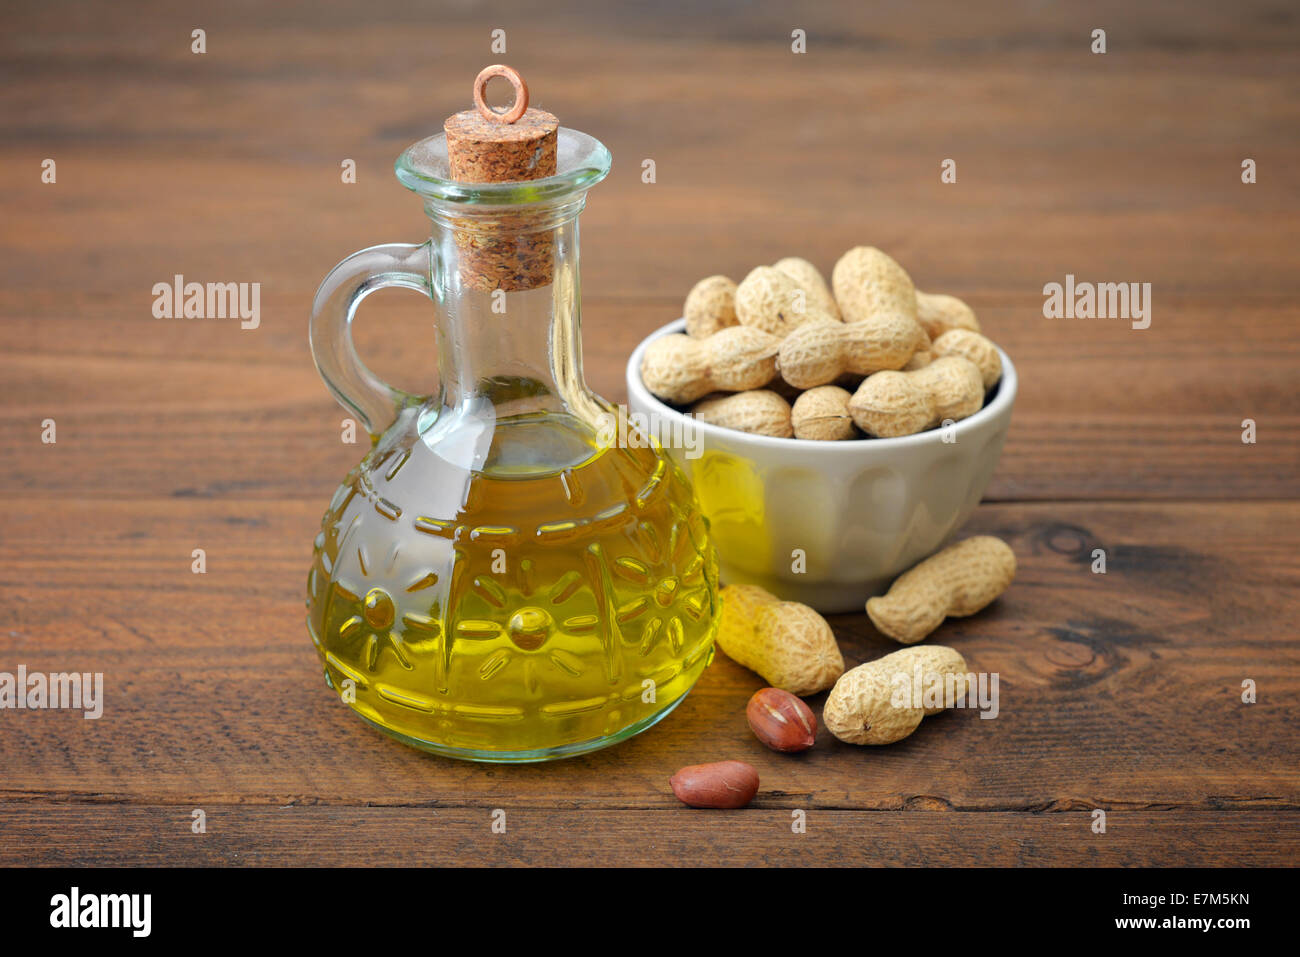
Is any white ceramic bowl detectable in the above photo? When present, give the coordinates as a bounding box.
[625,319,1018,613]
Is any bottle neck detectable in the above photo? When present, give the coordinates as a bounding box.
[427,197,597,422]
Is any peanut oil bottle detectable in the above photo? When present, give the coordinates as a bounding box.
[305,66,719,761]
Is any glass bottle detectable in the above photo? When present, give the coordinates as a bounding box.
[306,112,719,762]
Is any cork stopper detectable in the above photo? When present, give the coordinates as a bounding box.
[444,65,558,182]
[443,65,560,290]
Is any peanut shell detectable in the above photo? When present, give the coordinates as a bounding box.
[848,370,936,438]
[910,355,984,424]
[791,385,856,441]
[640,334,712,404]
[902,349,932,371]
[773,256,841,320]
[916,291,980,339]
[822,645,969,745]
[931,329,1001,389]
[735,266,835,338]
[716,584,844,695]
[684,274,739,339]
[831,246,918,324]
[640,328,778,405]
[777,313,924,390]
[706,326,780,392]
[692,390,793,438]
[866,535,1016,644]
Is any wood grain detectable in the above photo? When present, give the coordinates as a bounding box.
[1,0,1297,866]
[1,299,1297,503]
[4,806,1294,868]
[1,501,1295,820]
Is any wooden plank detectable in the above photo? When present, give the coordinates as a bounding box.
[0,301,1296,502]
[0,804,1292,867]
[0,5,1297,313]
[1,4,1296,502]
[2,499,1296,813]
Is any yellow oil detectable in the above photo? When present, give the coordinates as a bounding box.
[306,408,719,760]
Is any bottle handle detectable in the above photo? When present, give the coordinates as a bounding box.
[309,241,433,436]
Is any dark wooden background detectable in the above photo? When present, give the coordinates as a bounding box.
[1,0,1297,866]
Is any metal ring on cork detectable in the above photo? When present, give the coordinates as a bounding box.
[473,64,529,124]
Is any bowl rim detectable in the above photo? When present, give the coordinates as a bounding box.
[624,318,1018,452]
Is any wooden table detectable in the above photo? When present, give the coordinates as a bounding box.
[2,0,1297,866]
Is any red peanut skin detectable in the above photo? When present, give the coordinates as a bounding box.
[669,760,760,809]
[746,687,817,753]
